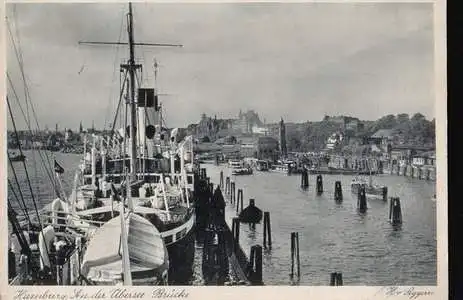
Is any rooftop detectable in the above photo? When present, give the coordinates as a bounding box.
[371,129,395,139]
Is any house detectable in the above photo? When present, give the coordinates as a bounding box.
[412,150,436,166]
[326,132,343,150]
[256,136,279,161]
[369,129,395,152]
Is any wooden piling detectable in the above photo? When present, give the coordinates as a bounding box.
[206,177,210,185]
[225,176,230,194]
[301,169,309,189]
[237,189,243,211]
[316,175,323,194]
[357,186,367,212]
[263,212,272,249]
[330,272,336,286]
[249,245,263,285]
[232,217,240,252]
[231,182,236,204]
[389,197,402,225]
[334,181,343,201]
[209,183,214,194]
[220,171,224,189]
[330,272,343,286]
[290,232,300,280]
[382,186,388,202]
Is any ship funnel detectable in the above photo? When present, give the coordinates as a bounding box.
[137,88,160,157]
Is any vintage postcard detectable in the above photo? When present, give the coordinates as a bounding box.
[1,1,447,300]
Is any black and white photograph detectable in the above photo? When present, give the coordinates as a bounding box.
[3,0,445,296]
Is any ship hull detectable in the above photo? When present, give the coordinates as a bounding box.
[164,215,196,285]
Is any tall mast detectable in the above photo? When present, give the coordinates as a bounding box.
[127,3,137,181]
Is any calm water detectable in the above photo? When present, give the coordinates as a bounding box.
[7,151,437,285]
[204,164,437,286]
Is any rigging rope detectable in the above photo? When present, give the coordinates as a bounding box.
[7,73,58,195]
[6,18,57,192]
[7,177,32,227]
[104,8,126,131]
[7,96,52,262]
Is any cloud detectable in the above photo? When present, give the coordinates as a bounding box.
[6,2,434,130]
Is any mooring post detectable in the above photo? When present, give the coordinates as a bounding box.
[382,186,388,202]
[251,245,262,285]
[336,272,343,286]
[237,189,243,209]
[330,272,336,286]
[290,232,295,279]
[263,211,272,249]
[316,175,323,194]
[334,181,343,201]
[301,169,309,189]
[231,182,236,204]
[389,197,402,225]
[290,232,300,280]
[225,176,230,194]
[232,217,240,252]
[220,170,224,189]
[357,186,367,212]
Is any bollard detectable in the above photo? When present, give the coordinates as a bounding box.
[357,185,367,212]
[316,175,323,194]
[330,272,336,286]
[237,189,243,211]
[290,232,300,280]
[389,197,402,225]
[334,181,343,201]
[301,169,309,189]
[232,218,240,252]
[382,186,388,202]
[220,171,224,189]
[249,245,263,285]
[231,182,236,204]
[225,176,230,194]
[263,212,272,249]
[330,272,343,286]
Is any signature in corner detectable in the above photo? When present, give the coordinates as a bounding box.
[375,287,434,300]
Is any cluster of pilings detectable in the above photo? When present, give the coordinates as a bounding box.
[388,164,436,181]
[222,171,265,285]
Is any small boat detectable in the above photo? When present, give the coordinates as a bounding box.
[271,160,299,175]
[351,174,388,200]
[255,160,269,171]
[229,159,253,176]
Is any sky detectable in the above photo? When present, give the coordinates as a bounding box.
[6,2,434,131]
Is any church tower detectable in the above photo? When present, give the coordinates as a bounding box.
[279,117,287,157]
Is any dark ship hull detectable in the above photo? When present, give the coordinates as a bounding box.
[166,221,196,285]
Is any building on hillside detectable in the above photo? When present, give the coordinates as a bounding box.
[411,150,436,166]
[256,136,279,161]
[369,129,395,152]
[326,132,343,150]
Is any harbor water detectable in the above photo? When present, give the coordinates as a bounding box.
[8,151,437,285]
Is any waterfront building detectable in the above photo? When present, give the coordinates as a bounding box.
[369,129,395,152]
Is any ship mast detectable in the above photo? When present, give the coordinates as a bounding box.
[78,2,182,180]
[127,3,137,180]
